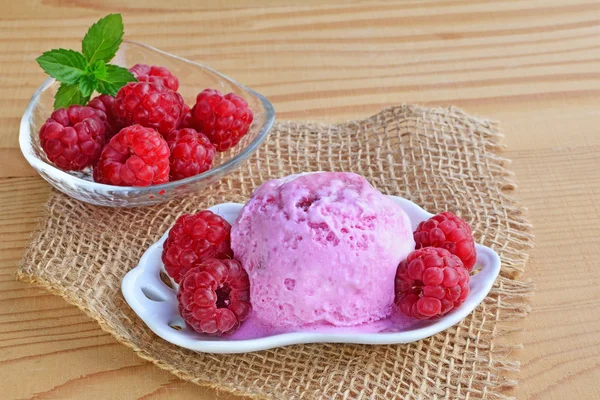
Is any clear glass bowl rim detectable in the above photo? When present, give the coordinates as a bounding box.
[19,40,275,194]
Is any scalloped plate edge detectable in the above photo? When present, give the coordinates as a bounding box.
[122,196,501,353]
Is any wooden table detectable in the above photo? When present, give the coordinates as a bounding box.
[2,1,599,399]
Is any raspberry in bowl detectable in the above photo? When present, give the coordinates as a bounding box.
[20,41,274,207]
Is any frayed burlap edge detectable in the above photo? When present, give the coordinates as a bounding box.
[17,105,534,400]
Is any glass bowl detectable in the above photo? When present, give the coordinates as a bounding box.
[19,41,275,207]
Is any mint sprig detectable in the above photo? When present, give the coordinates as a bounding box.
[82,14,125,64]
[97,64,137,96]
[36,14,136,109]
[54,83,88,109]
[36,49,88,84]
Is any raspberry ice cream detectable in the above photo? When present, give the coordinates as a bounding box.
[231,172,414,328]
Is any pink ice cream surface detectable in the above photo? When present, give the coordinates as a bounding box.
[231,172,415,328]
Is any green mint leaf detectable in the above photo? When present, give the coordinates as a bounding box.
[54,83,89,109]
[78,74,97,97]
[89,60,107,79]
[96,64,136,96]
[36,49,88,84]
[82,14,124,64]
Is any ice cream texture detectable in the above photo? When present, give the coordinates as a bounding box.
[231,172,415,328]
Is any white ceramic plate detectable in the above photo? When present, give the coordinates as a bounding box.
[122,196,501,353]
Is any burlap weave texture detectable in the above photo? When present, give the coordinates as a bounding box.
[18,105,533,399]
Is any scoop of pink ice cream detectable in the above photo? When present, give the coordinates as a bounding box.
[231,172,415,328]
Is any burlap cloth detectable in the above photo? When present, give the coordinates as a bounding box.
[17,105,533,399]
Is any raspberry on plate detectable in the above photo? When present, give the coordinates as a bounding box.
[86,94,121,138]
[166,128,216,181]
[188,89,253,152]
[129,64,179,92]
[162,210,233,283]
[413,211,477,272]
[39,105,106,171]
[93,125,170,186]
[177,258,251,336]
[114,82,184,135]
[395,247,470,320]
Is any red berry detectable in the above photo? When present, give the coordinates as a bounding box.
[177,258,251,336]
[395,247,470,320]
[178,104,193,129]
[166,128,216,181]
[86,94,121,138]
[162,210,233,283]
[39,105,106,171]
[114,82,184,135]
[188,89,253,151]
[93,125,170,186]
[413,212,477,271]
[129,64,179,91]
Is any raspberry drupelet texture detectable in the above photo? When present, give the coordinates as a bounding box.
[166,128,216,181]
[129,64,179,91]
[394,247,470,319]
[39,105,106,171]
[114,82,184,135]
[177,258,251,336]
[178,104,193,129]
[162,210,233,283]
[413,212,477,271]
[93,125,170,186]
[395,247,470,320]
[86,94,121,138]
[188,89,253,151]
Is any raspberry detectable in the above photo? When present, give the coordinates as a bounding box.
[166,128,216,181]
[162,210,233,283]
[86,94,121,138]
[39,105,106,171]
[114,82,183,135]
[129,64,179,92]
[395,247,470,320]
[188,89,253,151]
[178,104,193,129]
[93,125,170,186]
[178,258,251,336]
[414,212,477,272]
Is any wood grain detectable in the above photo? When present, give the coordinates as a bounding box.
[1,0,599,398]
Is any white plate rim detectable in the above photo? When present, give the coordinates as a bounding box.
[121,196,501,353]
